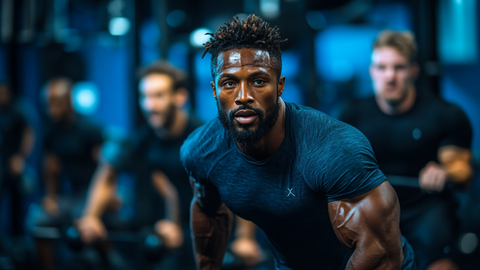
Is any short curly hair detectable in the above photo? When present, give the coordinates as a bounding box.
[203,14,287,79]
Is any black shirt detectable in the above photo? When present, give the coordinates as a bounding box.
[106,115,203,224]
[339,91,472,206]
[181,103,392,269]
[44,115,104,193]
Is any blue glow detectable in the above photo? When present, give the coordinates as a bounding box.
[190,28,212,48]
[439,0,477,64]
[315,26,379,97]
[72,82,99,115]
[109,17,131,36]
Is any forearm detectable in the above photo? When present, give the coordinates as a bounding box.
[152,171,180,224]
[191,199,233,270]
[83,164,117,217]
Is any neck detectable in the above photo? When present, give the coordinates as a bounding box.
[154,108,188,140]
[376,86,416,116]
[236,99,286,160]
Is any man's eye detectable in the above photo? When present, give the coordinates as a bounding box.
[222,81,235,87]
[377,65,385,70]
[253,79,265,85]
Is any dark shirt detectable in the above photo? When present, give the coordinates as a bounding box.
[44,115,104,193]
[181,102,387,269]
[0,104,28,162]
[339,91,472,207]
[107,115,203,224]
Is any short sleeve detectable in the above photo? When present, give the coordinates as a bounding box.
[440,105,472,149]
[304,125,386,202]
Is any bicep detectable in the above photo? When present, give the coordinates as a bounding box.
[328,181,403,267]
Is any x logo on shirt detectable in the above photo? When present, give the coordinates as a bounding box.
[287,188,295,197]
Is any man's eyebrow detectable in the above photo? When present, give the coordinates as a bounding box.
[218,73,236,79]
[250,71,270,77]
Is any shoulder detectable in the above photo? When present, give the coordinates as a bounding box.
[422,92,471,125]
[288,102,370,151]
[180,118,232,180]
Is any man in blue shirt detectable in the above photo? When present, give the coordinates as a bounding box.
[180,15,414,270]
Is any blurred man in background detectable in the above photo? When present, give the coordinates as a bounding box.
[76,61,200,269]
[32,77,104,270]
[0,80,35,240]
[339,30,473,270]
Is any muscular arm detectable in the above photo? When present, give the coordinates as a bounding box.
[190,177,233,270]
[328,181,403,270]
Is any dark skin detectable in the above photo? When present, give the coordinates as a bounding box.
[191,48,404,269]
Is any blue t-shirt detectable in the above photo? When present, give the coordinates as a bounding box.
[181,102,388,269]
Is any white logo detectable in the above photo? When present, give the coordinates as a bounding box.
[287,188,295,197]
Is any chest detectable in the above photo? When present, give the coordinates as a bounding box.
[209,153,328,227]
[354,111,445,159]
[49,129,92,161]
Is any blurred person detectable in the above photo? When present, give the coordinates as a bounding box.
[76,61,200,269]
[31,77,104,270]
[181,15,415,270]
[339,30,473,270]
[0,81,35,237]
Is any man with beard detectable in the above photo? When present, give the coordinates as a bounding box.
[180,15,415,270]
[33,77,104,270]
[339,31,473,270]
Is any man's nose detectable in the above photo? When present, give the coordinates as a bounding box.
[234,82,254,105]
[385,67,396,80]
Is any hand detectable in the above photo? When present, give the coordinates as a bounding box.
[426,258,459,270]
[42,195,59,216]
[231,237,265,266]
[419,161,448,193]
[154,219,184,249]
[76,215,107,244]
[9,154,25,176]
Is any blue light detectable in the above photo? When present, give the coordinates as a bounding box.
[439,0,477,64]
[109,17,131,36]
[72,82,99,115]
[190,28,213,48]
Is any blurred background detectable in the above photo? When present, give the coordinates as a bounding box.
[0,0,479,269]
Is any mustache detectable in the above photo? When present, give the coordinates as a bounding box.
[229,105,264,120]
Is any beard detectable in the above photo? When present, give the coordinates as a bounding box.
[144,103,176,131]
[217,98,280,144]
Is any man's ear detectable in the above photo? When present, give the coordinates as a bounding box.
[175,87,189,108]
[211,81,217,100]
[277,76,285,97]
